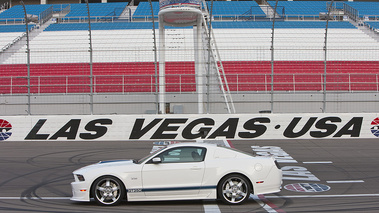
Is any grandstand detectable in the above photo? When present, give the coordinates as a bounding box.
[365,22,379,32]
[345,1,379,19]
[133,2,159,19]
[0,1,379,114]
[267,1,329,18]
[0,4,51,20]
[206,1,266,19]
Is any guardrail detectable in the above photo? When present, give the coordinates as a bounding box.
[0,33,25,52]
[1,73,378,95]
[39,5,53,25]
[343,3,359,22]
[0,13,343,25]
[59,16,130,23]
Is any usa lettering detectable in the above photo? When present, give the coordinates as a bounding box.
[283,116,363,138]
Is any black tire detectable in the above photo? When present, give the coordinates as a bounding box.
[217,174,251,205]
[92,176,125,206]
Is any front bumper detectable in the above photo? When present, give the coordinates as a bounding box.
[70,181,90,202]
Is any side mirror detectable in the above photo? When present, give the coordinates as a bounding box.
[152,157,162,164]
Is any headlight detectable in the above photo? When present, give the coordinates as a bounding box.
[75,174,85,182]
[274,160,281,169]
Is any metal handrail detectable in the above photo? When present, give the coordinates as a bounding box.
[1,73,378,95]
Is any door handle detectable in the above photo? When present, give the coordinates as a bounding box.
[190,167,201,170]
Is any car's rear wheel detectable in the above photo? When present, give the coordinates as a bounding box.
[92,176,125,206]
[218,174,251,204]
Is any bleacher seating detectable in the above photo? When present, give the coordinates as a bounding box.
[133,1,266,19]
[0,32,25,50]
[0,25,35,51]
[2,20,358,65]
[212,21,355,29]
[43,20,355,32]
[1,61,378,94]
[365,21,379,32]
[45,22,156,31]
[0,24,35,32]
[206,1,265,18]
[64,2,128,18]
[345,2,379,18]
[267,1,328,17]
[0,2,378,94]
[132,2,159,19]
[0,4,51,20]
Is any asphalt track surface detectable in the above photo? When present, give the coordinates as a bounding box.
[1,139,379,213]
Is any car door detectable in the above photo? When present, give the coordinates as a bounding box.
[141,146,206,198]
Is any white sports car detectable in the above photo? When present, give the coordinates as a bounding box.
[71,142,282,205]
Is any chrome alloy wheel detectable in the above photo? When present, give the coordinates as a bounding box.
[219,175,251,204]
[93,176,124,205]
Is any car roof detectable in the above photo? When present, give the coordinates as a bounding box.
[166,142,218,149]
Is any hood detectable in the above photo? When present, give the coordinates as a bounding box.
[98,159,133,164]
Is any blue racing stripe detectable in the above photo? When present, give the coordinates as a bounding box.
[128,185,216,193]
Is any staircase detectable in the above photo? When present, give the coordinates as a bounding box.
[0,19,53,64]
[118,6,136,21]
[200,1,235,113]
[348,19,379,43]
[330,2,379,42]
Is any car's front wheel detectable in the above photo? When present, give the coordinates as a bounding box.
[218,174,251,204]
[92,176,125,206]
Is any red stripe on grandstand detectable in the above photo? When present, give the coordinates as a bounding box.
[0,61,378,94]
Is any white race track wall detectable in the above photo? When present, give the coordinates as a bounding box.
[1,113,379,141]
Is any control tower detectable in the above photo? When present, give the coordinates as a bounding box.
[158,0,234,114]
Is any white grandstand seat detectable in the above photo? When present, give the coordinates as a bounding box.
[0,32,24,49]
[2,24,379,64]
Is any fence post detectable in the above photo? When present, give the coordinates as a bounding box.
[85,0,94,115]
[21,1,31,115]
[323,0,335,113]
[270,0,279,113]
[148,0,159,114]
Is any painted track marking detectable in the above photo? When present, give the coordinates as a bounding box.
[203,203,221,213]
[251,195,286,213]
[326,180,364,183]
[0,197,71,200]
[303,161,333,164]
[265,193,379,199]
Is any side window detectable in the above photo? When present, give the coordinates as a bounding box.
[157,147,206,163]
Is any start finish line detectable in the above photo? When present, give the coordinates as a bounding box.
[0,113,379,141]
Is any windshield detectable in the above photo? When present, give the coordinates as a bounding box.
[136,146,167,164]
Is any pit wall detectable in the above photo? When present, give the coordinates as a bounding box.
[1,113,379,141]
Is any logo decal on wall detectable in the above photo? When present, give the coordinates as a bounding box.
[370,117,379,137]
[0,119,12,141]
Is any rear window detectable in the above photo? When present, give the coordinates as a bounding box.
[218,146,255,157]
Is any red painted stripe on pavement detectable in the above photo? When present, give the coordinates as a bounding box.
[258,194,286,213]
